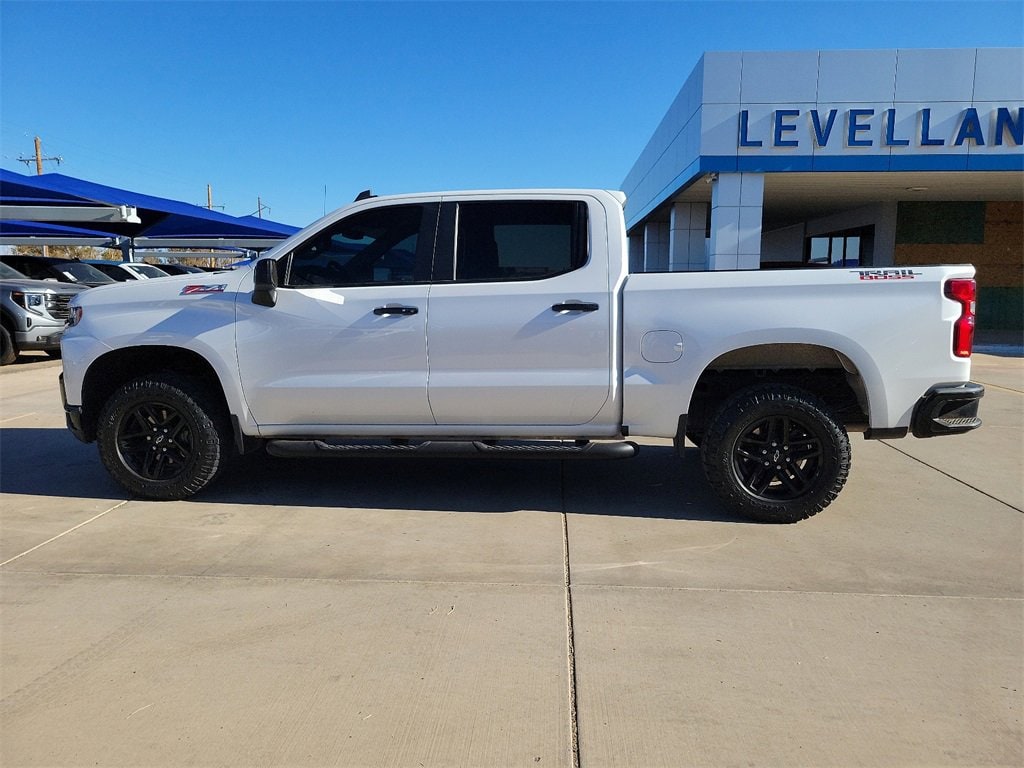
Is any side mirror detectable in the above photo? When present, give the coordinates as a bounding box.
[252,259,278,307]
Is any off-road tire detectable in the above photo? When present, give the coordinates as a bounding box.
[700,384,851,523]
[97,373,230,500]
[1,326,17,365]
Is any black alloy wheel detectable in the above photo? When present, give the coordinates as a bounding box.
[115,400,196,483]
[97,373,230,499]
[731,414,823,502]
[700,384,851,523]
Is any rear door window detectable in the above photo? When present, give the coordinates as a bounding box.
[453,201,588,282]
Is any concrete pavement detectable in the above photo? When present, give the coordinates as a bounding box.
[1,353,1021,767]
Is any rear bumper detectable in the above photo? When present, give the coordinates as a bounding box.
[911,382,985,438]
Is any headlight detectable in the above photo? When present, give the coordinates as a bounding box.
[11,291,45,315]
[66,306,84,327]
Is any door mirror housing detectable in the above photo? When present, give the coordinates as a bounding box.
[252,259,278,307]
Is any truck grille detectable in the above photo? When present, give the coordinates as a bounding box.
[47,293,74,321]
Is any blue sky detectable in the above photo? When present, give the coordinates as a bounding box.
[2,0,1021,226]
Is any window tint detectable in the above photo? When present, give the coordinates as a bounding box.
[286,205,426,287]
[455,201,588,281]
[5,257,46,279]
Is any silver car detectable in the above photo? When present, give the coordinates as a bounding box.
[0,261,88,364]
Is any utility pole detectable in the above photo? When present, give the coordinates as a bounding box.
[17,136,63,174]
[249,197,271,219]
[17,136,64,256]
[201,184,223,211]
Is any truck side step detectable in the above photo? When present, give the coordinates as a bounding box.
[266,439,639,461]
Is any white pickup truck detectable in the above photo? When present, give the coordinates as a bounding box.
[60,189,984,522]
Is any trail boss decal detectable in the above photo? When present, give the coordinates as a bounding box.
[180,284,227,295]
[853,269,922,281]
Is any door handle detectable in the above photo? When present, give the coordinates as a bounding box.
[551,302,599,313]
[373,305,419,316]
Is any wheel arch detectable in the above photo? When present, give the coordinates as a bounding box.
[1,306,19,333]
[79,346,235,445]
[684,342,872,442]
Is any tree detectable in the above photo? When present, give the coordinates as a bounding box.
[11,244,118,260]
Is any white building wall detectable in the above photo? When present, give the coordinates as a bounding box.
[669,202,708,271]
[708,173,764,270]
[622,47,1024,235]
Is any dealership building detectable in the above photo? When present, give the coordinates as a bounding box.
[622,47,1023,332]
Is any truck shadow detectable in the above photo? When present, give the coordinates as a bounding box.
[0,427,743,523]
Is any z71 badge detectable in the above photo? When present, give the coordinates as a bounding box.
[180,284,227,295]
[852,269,922,281]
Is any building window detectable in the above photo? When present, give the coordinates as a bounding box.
[805,227,873,267]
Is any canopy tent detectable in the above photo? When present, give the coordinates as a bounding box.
[0,169,299,251]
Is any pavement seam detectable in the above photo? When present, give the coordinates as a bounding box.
[562,507,581,768]
[569,583,1023,600]
[1,570,1020,601]
[974,379,1024,395]
[879,440,1023,513]
[561,460,582,768]
[0,500,130,568]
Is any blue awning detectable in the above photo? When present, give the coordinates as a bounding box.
[0,169,299,248]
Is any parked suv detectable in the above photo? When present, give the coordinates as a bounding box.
[0,254,116,287]
[0,262,88,364]
[82,260,170,281]
[145,262,205,276]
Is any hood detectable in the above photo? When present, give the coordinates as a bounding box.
[75,267,248,305]
[0,277,90,295]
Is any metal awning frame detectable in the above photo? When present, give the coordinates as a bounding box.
[133,237,283,250]
[0,204,141,224]
[0,235,121,247]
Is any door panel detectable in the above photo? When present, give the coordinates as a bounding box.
[235,284,431,426]
[235,202,437,428]
[426,199,612,426]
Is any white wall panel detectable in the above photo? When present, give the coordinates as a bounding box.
[740,50,819,103]
[974,48,1024,101]
[895,49,977,102]
[818,49,897,103]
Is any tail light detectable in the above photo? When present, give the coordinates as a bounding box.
[945,278,976,358]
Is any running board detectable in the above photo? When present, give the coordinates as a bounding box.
[266,439,639,461]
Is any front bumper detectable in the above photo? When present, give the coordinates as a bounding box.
[59,373,89,443]
[15,325,63,351]
[911,382,985,438]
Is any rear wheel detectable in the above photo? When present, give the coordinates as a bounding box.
[97,373,230,499]
[700,384,851,523]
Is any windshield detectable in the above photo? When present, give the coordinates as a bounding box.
[0,262,28,279]
[132,264,170,278]
[50,262,116,284]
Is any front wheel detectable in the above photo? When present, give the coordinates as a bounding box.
[97,373,230,499]
[1,326,17,365]
[700,385,851,523]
